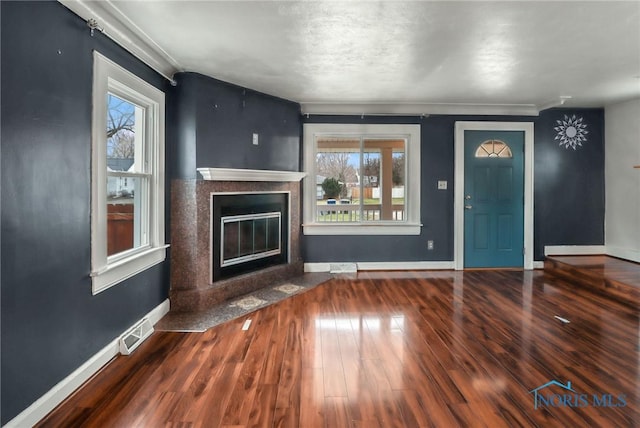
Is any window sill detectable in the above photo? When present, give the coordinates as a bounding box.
[302,223,422,236]
[91,244,169,295]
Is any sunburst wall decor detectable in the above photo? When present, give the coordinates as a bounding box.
[554,114,588,150]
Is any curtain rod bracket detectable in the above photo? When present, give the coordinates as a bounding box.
[87,18,103,37]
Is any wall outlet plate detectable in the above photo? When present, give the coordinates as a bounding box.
[252,133,259,145]
[437,180,447,190]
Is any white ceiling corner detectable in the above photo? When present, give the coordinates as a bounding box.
[59,0,181,81]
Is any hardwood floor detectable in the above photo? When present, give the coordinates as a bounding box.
[38,270,639,427]
[545,255,640,308]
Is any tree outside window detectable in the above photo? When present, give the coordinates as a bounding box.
[314,137,406,222]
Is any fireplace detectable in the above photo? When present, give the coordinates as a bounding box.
[211,192,288,281]
[170,168,305,311]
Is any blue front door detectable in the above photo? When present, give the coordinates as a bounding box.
[464,130,524,268]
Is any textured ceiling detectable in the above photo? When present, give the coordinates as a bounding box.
[66,1,640,113]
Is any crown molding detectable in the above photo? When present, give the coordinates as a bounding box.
[300,102,540,117]
[59,0,181,82]
[536,96,572,112]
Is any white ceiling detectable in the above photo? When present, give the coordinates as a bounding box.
[63,1,640,115]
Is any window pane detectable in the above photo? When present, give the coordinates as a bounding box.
[315,137,360,222]
[107,176,148,256]
[107,94,138,168]
[475,140,513,158]
[363,139,405,221]
[106,94,148,258]
[314,136,407,223]
[362,142,381,221]
[392,149,405,220]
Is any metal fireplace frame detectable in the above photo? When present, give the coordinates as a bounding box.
[209,191,291,283]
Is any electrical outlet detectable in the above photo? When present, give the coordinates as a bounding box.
[427,240,434,250]
[437,180,447,190]
[252,133,259,145]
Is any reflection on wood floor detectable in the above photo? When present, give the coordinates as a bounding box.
[38,270,639,427]
[545,255,640,309]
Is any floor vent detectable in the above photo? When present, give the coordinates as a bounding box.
[329,263,357,273]
[119,318,154,355]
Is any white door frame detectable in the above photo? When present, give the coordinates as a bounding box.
[454,121,535,270]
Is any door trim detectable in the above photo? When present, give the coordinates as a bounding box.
[454,121,534,270]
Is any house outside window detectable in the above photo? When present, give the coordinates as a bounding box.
[91,52,167,294]
[303,124,421,235]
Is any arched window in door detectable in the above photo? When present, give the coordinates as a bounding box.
[475,140,513,158]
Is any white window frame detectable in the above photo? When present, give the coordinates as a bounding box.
[91,52,168,294]
[303,124,421,235]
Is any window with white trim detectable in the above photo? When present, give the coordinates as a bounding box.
[91,52,167,294]
[303,124,421,235]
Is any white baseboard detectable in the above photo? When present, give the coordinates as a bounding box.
[544,245,640,264]
[544,245,606,256]
[533,261,545,269]
[357,261,455,270]
[304,261,455,272]
[606,246,640,263]
[5,299,170,428]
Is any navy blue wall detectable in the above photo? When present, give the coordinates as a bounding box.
[302,110,604,263]
[1,2,170,423]
[534,109,605,258]
[169,72,301,179]
[169,73,199,180]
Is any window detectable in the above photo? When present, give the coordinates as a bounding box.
[91,52,167,294]
[303,124,421,235]
[475,140,512,158]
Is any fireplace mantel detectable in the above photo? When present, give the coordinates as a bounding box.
[197,168,306,182]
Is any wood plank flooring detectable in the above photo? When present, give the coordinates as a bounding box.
[38,270,639,427]
[544,255,640,310]
[546,255,640,287]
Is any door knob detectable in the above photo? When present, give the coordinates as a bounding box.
[465,205,473,210]
[465,195,472,200]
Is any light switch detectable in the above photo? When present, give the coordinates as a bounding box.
[437,180,447,190]
[252,133,259,145]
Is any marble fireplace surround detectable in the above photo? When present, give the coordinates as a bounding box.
[170,168,306,312]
